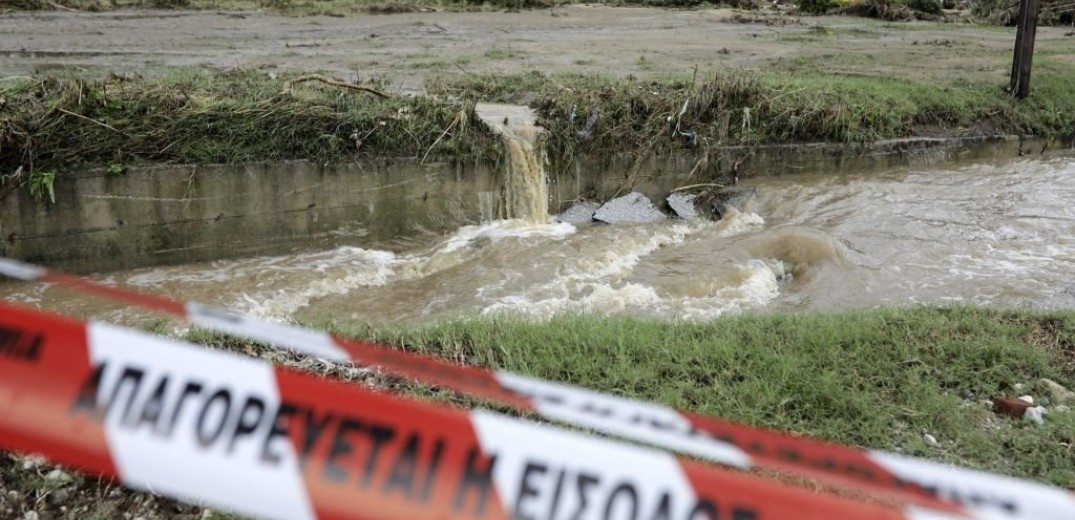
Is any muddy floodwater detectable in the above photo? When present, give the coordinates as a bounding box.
[3,154,1075,326]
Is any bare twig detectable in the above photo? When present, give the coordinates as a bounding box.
[672,182,726,192]
[57,108,127,135]
[454,63,476,77]
[47,1,78,10]
[282,74,391,98]
[421,110,464,164]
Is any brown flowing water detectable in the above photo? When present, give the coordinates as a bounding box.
[3,154,1075,327]
[476,102,550,223]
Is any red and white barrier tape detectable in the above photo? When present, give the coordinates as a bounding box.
[2,257,1073,520]
[0,302,958,520]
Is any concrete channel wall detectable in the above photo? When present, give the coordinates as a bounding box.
[0,136,1036,273]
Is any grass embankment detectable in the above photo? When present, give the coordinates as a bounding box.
[202,305,1075,487]
[344,306,1075,486]
[3,306,1074,520]
[193,306,1075,487]
[0,69,501,181]
[3,65,1075,199]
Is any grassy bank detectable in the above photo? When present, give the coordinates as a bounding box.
[340,305,1075,486]
[436,64,1075,171]
[3,65,1074,199]
[0,69,501,183]
[2,305,1074,520]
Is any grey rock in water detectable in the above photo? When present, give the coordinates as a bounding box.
[666,192,698,220]
[702,187,758,219]
[556,201,601,224]
[594,192,666,224]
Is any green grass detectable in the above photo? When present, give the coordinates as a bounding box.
[320,306,1075,487]
[7,306,1074,515]
[431,64,1075,171]
[4,64,1075,192]
[0,68,502,179]
[483,46,525,60]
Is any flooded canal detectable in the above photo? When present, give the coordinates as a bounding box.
[3,153,1075,326]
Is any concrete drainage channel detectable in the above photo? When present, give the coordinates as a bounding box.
[0,102,1040,273]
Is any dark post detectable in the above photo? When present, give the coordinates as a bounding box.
[1009,0,1041,99]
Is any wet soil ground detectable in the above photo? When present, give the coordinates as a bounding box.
[2,6,1074,91]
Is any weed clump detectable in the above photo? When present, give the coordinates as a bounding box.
[0,70,501,183]
[432,68,1075,175]
[4,65,1074,191]
[971,0,1075,25]
[368,306,1075,487]
[818,0,943,20]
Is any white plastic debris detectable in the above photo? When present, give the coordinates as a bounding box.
[1017,395,1034,404]
[1024,406,1047,425]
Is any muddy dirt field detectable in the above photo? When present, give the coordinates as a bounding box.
[1,6,1073,91]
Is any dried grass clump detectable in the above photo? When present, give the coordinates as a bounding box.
[0,70,500,181]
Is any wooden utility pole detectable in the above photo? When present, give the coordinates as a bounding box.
[1009,0,1041,99]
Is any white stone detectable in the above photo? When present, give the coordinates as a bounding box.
[19,455,44,470]
[44,469,70,484]
[1024,406,1047,425]
[1017,395,1034,404]
[1041,378,1075,404]
[923,433,939,447]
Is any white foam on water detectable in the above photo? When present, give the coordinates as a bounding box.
[230,247,405,320]
[431,219,576,255]
[480,258,783,322]
[218,220,578,321]
[712,207,766,237]
[477,212,778,322]
[569,210,765,283]
[417,220,576,276]
[666,259,784,321]
[560,221,713,284]
[481,282,661,320]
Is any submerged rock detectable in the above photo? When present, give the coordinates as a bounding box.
[666,192,698,220]
[594,192,666,224]
[556,201,600,224]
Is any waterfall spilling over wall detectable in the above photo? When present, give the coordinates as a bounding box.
[474,103,549,223]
